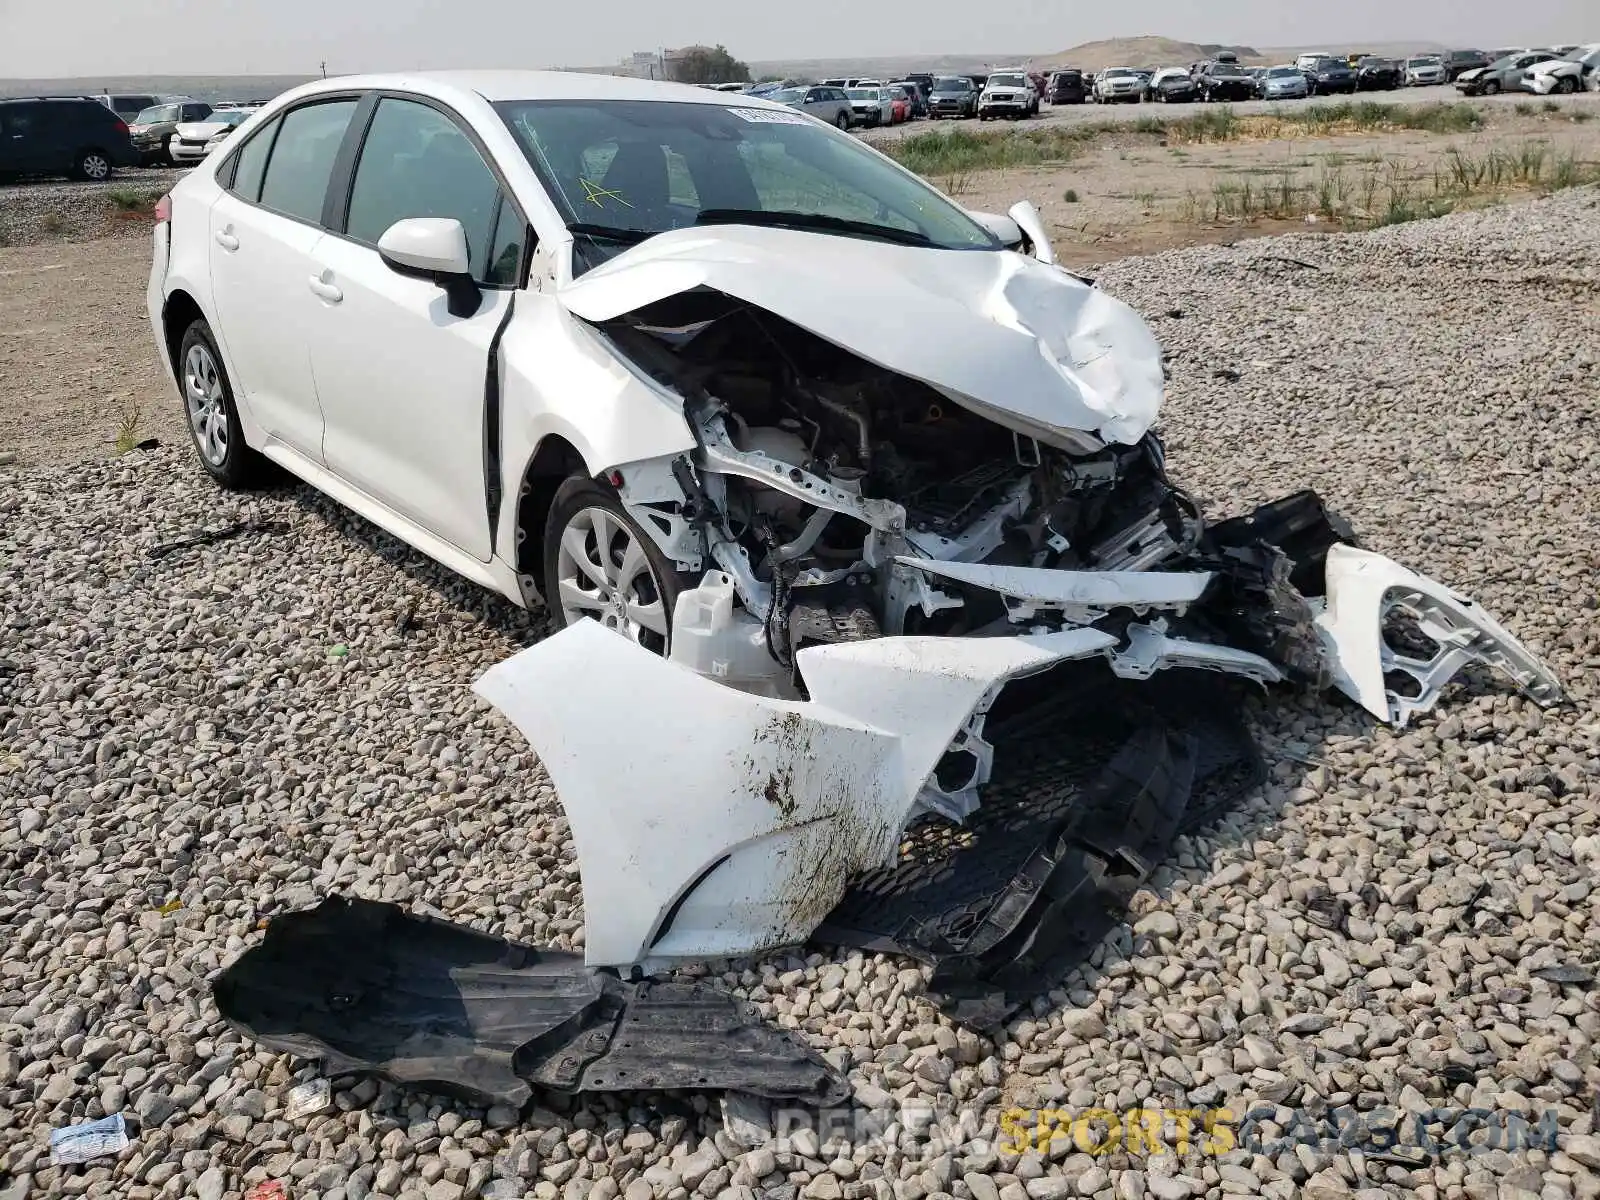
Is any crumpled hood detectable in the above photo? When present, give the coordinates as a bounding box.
[1456,67,1487,80]
[557,225,1164,446]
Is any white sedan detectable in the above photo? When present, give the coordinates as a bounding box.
[167,107,258,163]
[146,71,1562,971]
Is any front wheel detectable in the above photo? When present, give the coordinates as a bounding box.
[1556,76,1578,94]
[835,111,851,129]
[1482,79,1500,95]
[544,477,684,657]
[177,319,269,488]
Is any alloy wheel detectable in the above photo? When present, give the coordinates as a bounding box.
[82,154,110,181]
[183,343,229,467]
[555,505,670,654]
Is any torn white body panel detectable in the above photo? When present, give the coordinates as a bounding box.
[895,558,1214,624]
[473,618,1115,969]
[1312,544,1566,727]
[556,225,1164,448]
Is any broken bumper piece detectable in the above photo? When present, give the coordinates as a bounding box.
[213,897,848,1108]
[473,618,1118,971]
[1313,544,1566,727]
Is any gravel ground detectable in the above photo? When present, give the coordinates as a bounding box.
[2,187,1599,1200]
[0,168,187,247]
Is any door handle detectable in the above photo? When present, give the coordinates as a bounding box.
[308,275,342,304]
[214,230,239,251]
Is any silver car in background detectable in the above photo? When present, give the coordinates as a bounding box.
[1093,67,1144,103]
[168,107,257,163]
[847,86,894,127]
[1259,65,1310,99]
[769,84,854,129]
[1404,55,1447,86]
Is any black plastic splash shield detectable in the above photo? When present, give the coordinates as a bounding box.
[214,896,848,1108]
[815,664,1263,1030]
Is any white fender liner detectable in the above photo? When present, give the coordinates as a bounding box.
[473,620,1115,970]
[1313,544,1566,727]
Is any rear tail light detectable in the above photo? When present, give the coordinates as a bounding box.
[154,194,172,224]
[114,118,129,134]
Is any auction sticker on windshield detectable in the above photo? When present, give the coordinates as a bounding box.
[728,108,811,125]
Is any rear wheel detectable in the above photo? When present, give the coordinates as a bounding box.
[177,319,268,488]
[835,111,850,129]
[73,148,112,182]
[544,477,684,656]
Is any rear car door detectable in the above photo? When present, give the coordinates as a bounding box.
[306,94,525,561]
[208,97,360,459]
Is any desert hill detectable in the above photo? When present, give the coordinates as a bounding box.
[1041,36,1263,70]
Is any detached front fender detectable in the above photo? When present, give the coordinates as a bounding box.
[473,620,1116,970]
[1312,544,1565,727]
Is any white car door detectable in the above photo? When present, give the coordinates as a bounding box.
[207,98,360,460]
[305,96,526,562]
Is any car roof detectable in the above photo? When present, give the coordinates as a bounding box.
[263,70,780,111]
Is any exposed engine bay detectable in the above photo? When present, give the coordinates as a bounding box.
[602,290,1227,689]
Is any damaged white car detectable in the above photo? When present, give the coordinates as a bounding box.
[150,71,1565,1007]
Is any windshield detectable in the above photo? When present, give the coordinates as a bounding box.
[988,73,1027,88]
[1102,68,1134,78]
[210,110,251,126]
[1408,57,1441,66]
[495,98,1000,272]
[846,89,877,100]
[770,88,805,103]
[1487,55,1519,69]
[135,104,178,124]
[1268,67,1300,77]
[932,77,968,91]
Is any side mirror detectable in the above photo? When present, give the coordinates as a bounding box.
[966,209,1023,247]
[378,217,481,317]
[1007,199,1056,266]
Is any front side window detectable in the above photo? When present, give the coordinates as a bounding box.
[344,97,501,277]
[257,99,357,224]
[496,98,1000,274]
[484,194,526,286]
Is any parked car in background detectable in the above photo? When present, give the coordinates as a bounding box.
[770,85,854,129]
[168,107,258,163]
[1305,57,1359,94]
[846,86,894,127]
[1048,69,1087,103]
[0,96,138,181]
[1403,55,1447,86]
[1092,67,1144,103]
[885,88,910,124]
[90,92,163,121]
[1441,50,1491,80]
[1455,50,1558,95]
[977,70,1036,119]
[130,99,213,164]
[904,73,934,99]
[1344,52,1373,68]
[927,75,978,118]
[1356,57,1403,90]
[1146,67,1197,102]
[889,82,926,118]
[966,74,989,92]
[1519,46,1600,94]
[1195,59,1256,101]
[822,77,872,89]
[1257,65,1310,100]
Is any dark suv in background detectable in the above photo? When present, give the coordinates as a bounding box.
[1444,50,1492,80]
[0,97,138,181]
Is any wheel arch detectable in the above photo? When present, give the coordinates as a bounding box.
[161,289,206,382]
[513,434,589,604]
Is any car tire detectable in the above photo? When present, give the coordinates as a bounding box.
[177,319,268,489]
[72,148,113,182]
[1482,80,1500,95]
[543,476,685,657]
[836,111,850,130]
[1556,76,1578,94]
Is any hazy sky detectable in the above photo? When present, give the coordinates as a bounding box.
[1,0,1593,76]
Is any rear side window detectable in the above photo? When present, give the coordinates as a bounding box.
[344,97,500,279]
[229,115,279,202]
[258,99,358,224]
